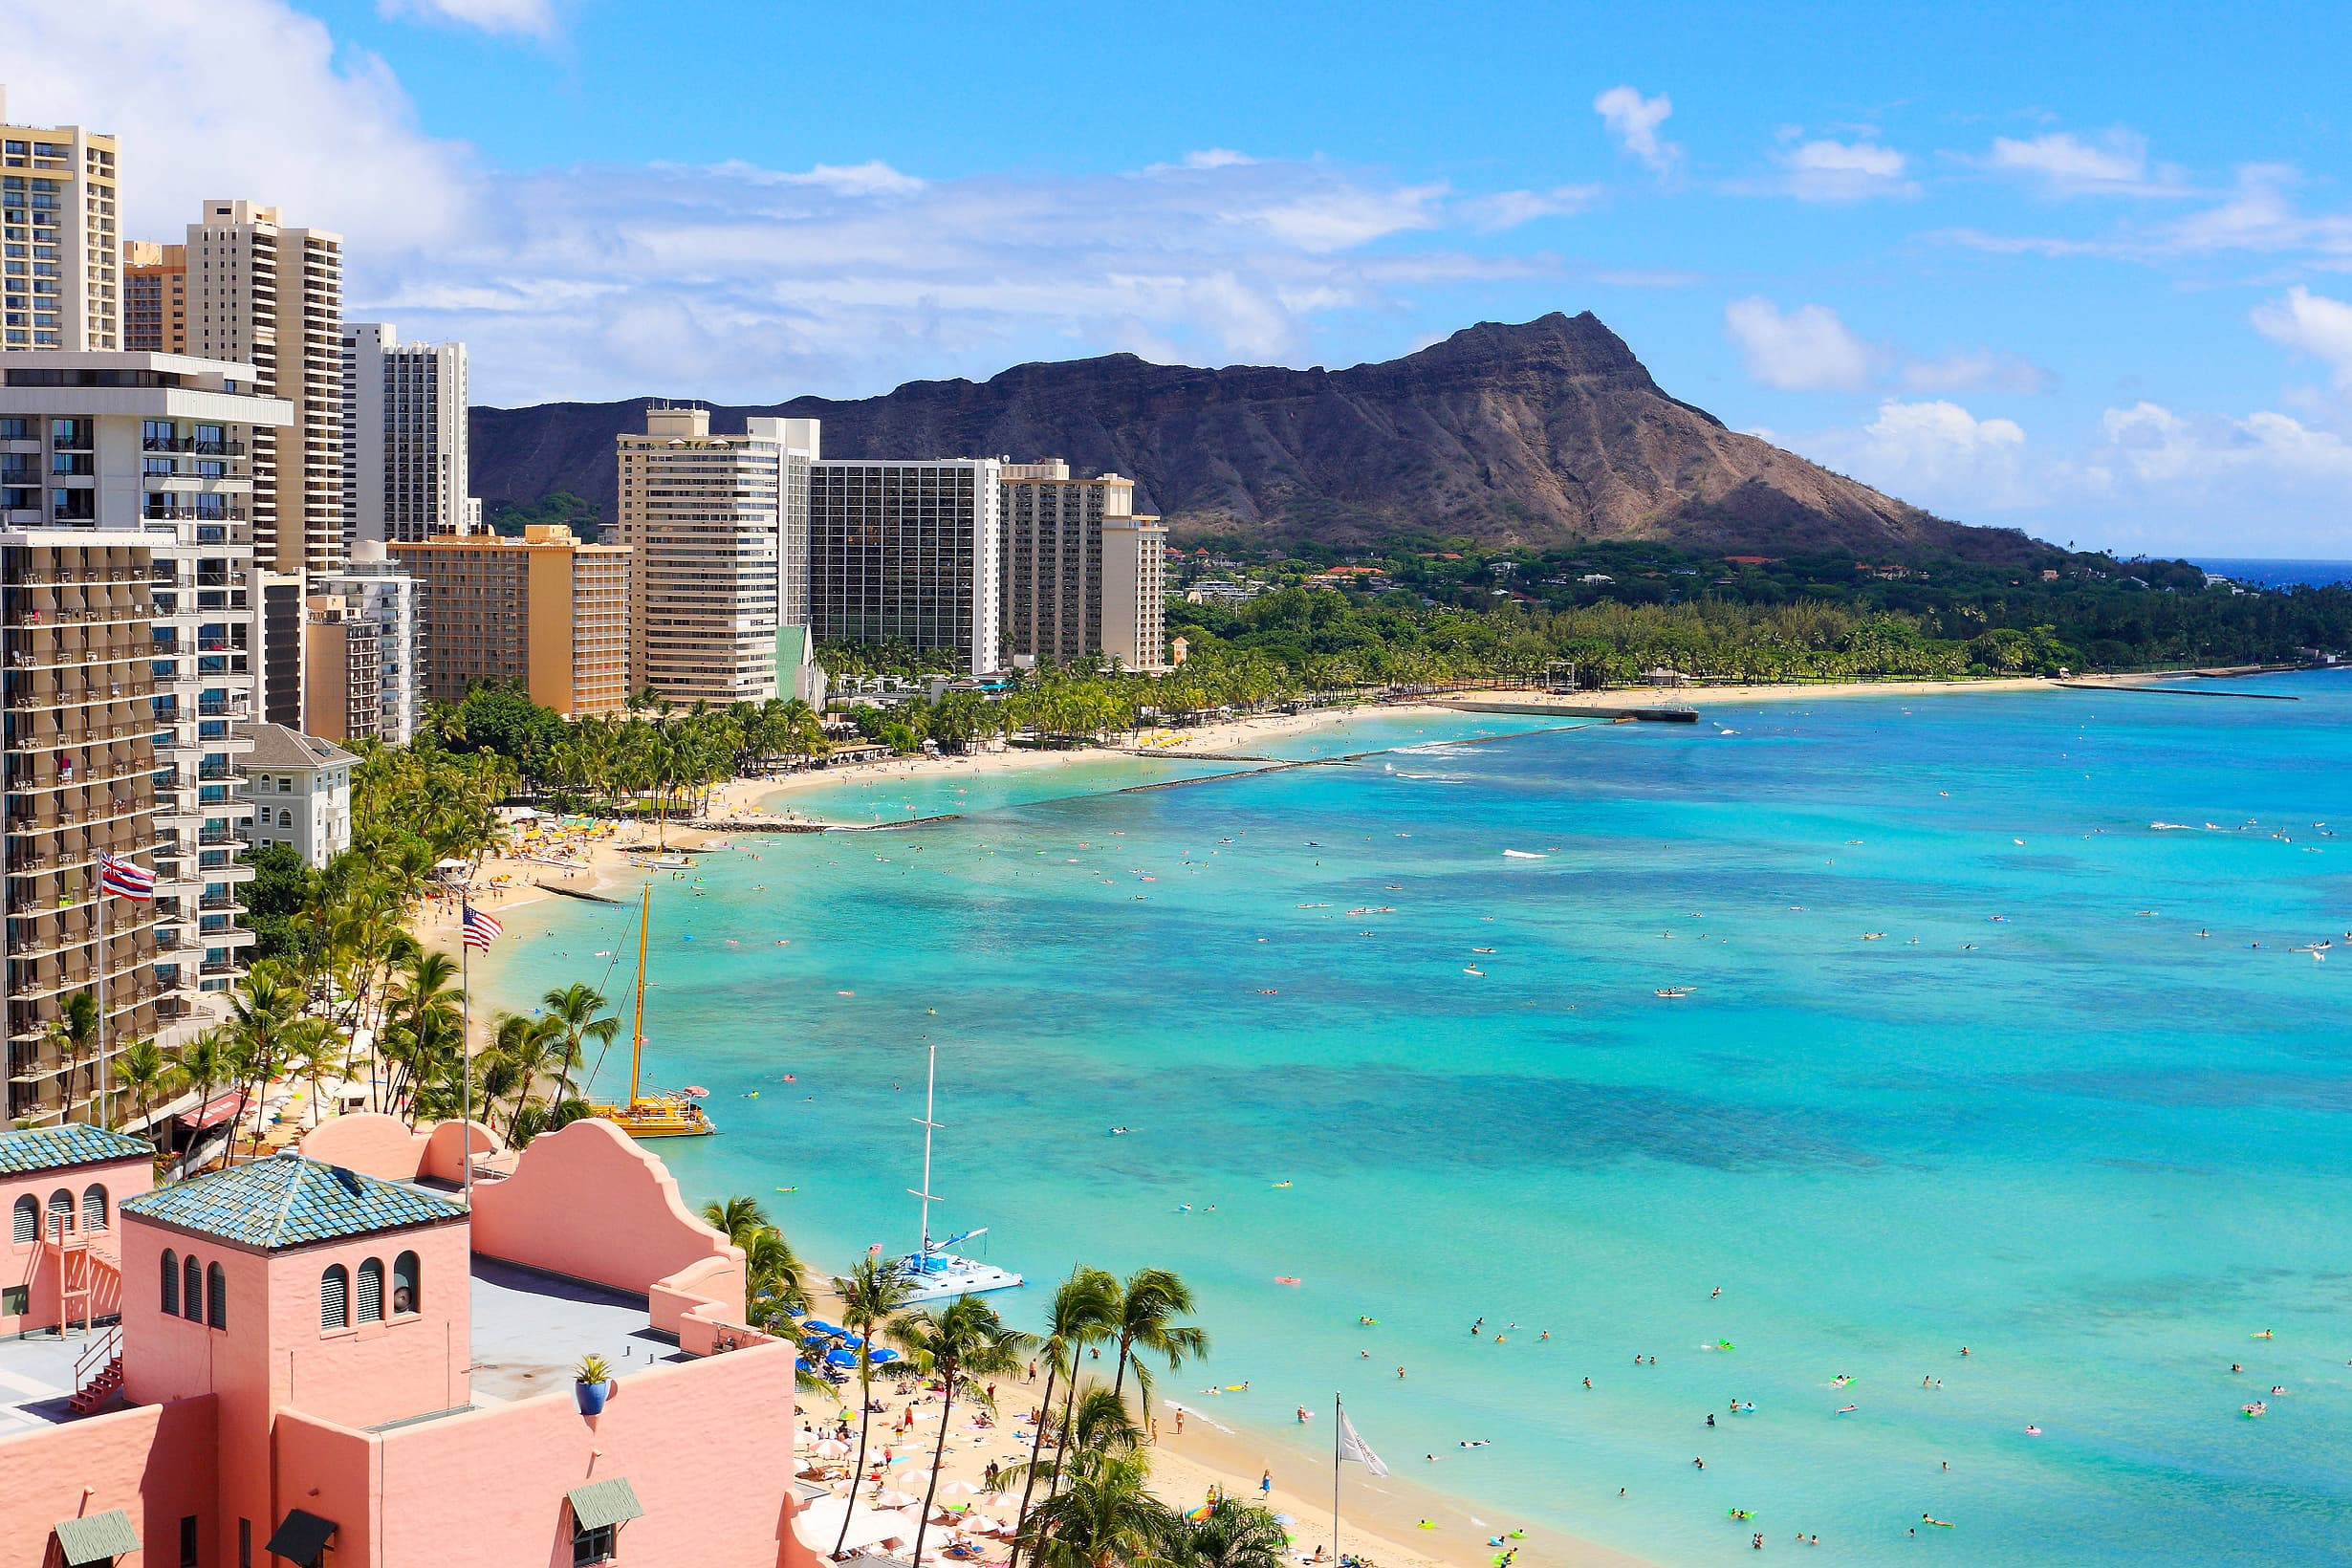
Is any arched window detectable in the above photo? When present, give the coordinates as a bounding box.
[11,1194,34,1246]
[356,1258,383,1324]
[161,1249,179,1315]
[320,1265,349,1330]
[46,1188,73,1237]
[182,1254,202,1322]
[206,1263,226,1330]
[392,1252,419,1317]
[81,1185,107,1232]
[278,808,292,829]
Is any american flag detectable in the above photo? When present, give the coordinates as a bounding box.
[97,851,156,902]
[461,902,504,951]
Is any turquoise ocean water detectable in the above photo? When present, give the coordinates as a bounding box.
[482,675,2352,1566]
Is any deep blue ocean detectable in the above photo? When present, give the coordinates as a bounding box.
[2187,557,2352,589]
[484,674,2352,1566]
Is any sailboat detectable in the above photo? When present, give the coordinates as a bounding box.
[898,1042,1021,1301]
[587,883,715,1139]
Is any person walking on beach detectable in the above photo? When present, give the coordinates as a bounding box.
[1261,1469,1274,1498]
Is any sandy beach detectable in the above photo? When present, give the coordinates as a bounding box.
[788,1275,1645,1568]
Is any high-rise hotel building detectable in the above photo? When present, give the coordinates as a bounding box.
[1000,460,1167,672]
[615,406,817,706]
[0,89,120,355]
[809,456,1004,678]
[340,321,472,547]
[392,524,629,719]
[2,351,288,1125]
[120,241,186,354]
[184,200,344,583]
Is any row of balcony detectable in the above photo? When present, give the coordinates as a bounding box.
[5,677,158,711]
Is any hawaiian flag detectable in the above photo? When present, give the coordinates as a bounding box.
[461,902,504,951]
[97,851,156,902]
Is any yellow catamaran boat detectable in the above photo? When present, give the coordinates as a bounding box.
[588,883,715,1139]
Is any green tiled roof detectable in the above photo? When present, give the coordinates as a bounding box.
[53,1509,139,1566]
[0,1124,152,1176]
[569,1478,645,1531]
[121,1151,465,1250]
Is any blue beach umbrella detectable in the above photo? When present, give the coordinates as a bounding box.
[824,1348,860,1368]
[868,1348,901,1365]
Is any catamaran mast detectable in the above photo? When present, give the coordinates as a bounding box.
[630,882,649,1109]
[908,1041,941,1258]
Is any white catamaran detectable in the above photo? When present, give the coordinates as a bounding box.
[899,1043,1022,1302]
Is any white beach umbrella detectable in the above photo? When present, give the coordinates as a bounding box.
[791,1498,920,1557]
[967,1515,1010,1536]
[876,1489,922,1508]
[938,1481,984,1496]
[813,1437,852,1458]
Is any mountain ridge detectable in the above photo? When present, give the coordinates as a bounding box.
[468,312,2046,562]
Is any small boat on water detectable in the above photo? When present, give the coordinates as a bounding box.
[631,851,693,870]
[899,1042,1021,1302]
[586,884,715,1139]
[1654,987,1695,998]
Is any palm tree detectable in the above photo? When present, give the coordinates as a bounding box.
[888,1295,1040,1568]
[1109,1267,1210,1411]
[171,1029,230,1169]
[223,965,301,1161]
[830,1253,917,1556]
[700,1194,771,1249]
[114,1038,176,1140]
[539,981,618,1106]
[744,1229,808,1320]
[48,990,99,1120]
[1008,1266,1121,1566]
[1016,1448,1174,1568]
[1165,1500,1291,1568]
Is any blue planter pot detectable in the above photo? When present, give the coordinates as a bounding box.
[576,1379,612,1415]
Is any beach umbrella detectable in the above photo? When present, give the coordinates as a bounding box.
[803,1318,846,1338]
[813,1438,852,1458]
[825,1348,860,1369]
[876,1489,922,1508]
[967,1515,1009,1536]
[869,1348,903,1365]
[938,1481,983,1496]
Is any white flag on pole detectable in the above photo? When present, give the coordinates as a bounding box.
[1337,1405,1389,1478]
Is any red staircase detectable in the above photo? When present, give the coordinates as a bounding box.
[67,1325,124,1416]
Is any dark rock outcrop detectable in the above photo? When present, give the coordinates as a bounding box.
[470,312,2039,559]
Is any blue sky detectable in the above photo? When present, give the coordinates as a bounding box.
[19,1,2352,554]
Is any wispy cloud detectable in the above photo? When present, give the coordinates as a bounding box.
[2251,286,2352,386]
[1738,138,1920,203]
[379,0,557,39]
[1980,129,2189,198]
[1724,298,2048,395]
[1594,85,1680,178]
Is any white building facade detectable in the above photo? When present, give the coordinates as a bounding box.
[238,722,353,868]
[311,540,420,744]
[340,321,472,547]
[0,89,120,354]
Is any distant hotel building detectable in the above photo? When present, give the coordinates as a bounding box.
[121,241,187,353]
[309,541,421,745]
[1,350,289,1123]
[392,523,629,717]
[1000,460,1166,671]
[339,321,473,547]
[614,405,817,706]
[184,200,344,583]
[809,455,1003,678]
[0,89,120,354]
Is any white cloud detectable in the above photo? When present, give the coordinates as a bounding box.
[1594,86,1680,176]
[379,0,556,36]
[2099,401,2352,486]
[1985,130,2183,196]
[1899,350,2053,396]
[1723,297,1879,391]
[1457,185,1600,232]
[1797,400,2037,512]
[1774,139,1918,202]
[8,0,476,256]
[2252,287,2352,387]
[16,1,1606,403]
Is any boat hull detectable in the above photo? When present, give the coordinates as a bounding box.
[587,1102,715,1139]
[898,1252,1023,1302]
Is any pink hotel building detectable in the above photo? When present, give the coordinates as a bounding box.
[0,1115,823,1568]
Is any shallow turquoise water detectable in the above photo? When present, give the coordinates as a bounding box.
[484,678,2352,1565]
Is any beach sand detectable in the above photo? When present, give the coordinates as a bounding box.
[788,1276,1646,1568]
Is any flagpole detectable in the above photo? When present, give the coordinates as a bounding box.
[461,905,474,1208]
[1333,1392,1342,1563]
[94,882,107,1128]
